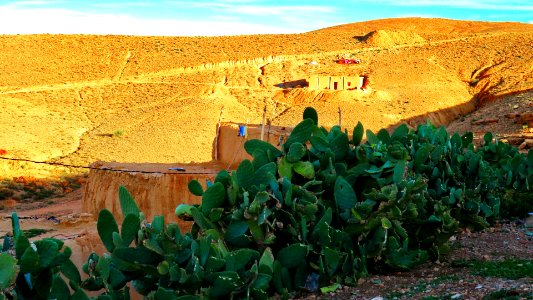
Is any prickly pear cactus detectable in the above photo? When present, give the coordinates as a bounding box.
[1,212,86,299]
[5,106,527,299]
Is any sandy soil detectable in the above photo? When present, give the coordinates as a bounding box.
[0,18,531,171]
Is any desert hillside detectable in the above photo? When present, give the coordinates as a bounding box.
[0,18,531,174]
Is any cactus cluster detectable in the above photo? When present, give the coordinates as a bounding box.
[0,212,86,299]
[1,107,531,299]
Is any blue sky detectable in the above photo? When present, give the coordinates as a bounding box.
[0,0,531,36]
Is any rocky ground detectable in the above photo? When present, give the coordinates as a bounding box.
[316,222,533,300]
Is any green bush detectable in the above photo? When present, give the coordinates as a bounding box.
[113,130,126,137]
[0,188,13,200]
[1,107,531,299]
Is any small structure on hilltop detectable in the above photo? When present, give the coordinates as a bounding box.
[307,75,365,91]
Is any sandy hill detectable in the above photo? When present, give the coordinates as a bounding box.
[0,18,531,176]
[361,29,426,47]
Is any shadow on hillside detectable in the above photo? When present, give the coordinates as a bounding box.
[382,89,533,140]
[0,173,85,211]
[274,79,308,89]
[386,99,476,132]
[353,34,370,42]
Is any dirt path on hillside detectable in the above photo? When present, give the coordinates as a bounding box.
[0,31,515,96]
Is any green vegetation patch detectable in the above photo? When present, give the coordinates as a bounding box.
[482,289,533,300]
[472,259,533,279]
[453,259,533,279]
[0,175,84,203]
[112,129,126,137]
[22,228,54,239]
[1,228,53,240]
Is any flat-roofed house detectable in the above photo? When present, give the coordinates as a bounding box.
[307,75,365,90]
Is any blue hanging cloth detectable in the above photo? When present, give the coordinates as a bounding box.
[238,125,247,137]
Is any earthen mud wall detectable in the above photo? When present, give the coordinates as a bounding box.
[82,123,293,229]
[216,122,292,169]
[82,162,220,229]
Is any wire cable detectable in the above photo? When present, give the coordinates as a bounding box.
[0,157,219,175]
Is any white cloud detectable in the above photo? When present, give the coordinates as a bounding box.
[90,2,155,9]
[163,1,246,9]
[0,0,337,36]
[164,0,257,6]
[0,6,299,36]
[211,15,241,21]
[164,1,335,16]
[393,13,440,18]
[479,12,533,21]
[162,1,337,31]
[11,0,63,6]
[229,5,335,16]
[210,0,259,3]
[359,0,533,11]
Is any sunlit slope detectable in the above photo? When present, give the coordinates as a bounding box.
[0,18,530,166]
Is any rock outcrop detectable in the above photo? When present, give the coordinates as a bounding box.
[363,30,426,47]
